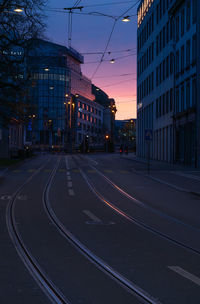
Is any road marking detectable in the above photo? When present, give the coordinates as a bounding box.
[68,189,74,196]
[68,181,72,188]
[0,195,12,200]
[104,170,112,173]
[168,266,200,287]
[27,169,36,172]
[83,210,102,223]
[72,169,80,173]
[65,157,70,170]
[13,170,21,173]
[87,170,95,173]
[67,176,71,181]
[59,169,66,172]
[84,156,98,165]
[44,169,51,172]
[66,171,70,176]
[119,170,129,174]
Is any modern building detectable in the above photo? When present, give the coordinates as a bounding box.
[27,39,104,151]
[92,85,117,150]
[137,0,199,167]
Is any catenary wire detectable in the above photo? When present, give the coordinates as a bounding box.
[90,0,140,79]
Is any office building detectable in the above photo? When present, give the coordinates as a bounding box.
[137,0,199,167]
[27,39,104,150]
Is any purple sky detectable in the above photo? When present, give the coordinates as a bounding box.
[45,0,138,119]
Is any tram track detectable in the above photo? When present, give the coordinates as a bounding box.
[6,157,70,304]
[43,155,161,304]
[75,154,200,257]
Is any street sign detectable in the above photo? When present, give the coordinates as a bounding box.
[145,129,153,141]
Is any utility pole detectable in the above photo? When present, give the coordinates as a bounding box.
[63,6,83,48]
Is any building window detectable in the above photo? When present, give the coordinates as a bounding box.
[176,87,180,113]
[157,4,159,24]
[181,8,185,36]
[166,55,169,78]
[163,26,166,48]
[181,45,184,73]
[181,84,184,111]
[192,78,197,106]
[166,21,169,44]
[192,0,197,23]
[192,34,197,65]
[186,39,191,69]
[159,96,162,117]
[156,98,158,118]
[186,1,191,30]
[170,88,173,112]
[163,60,165,81]
[162,94,166,115]
[186,79,190,108]
[175,50,179,77]
[170,52,174,75]
[176,15,179,42]
[166,91,169,113]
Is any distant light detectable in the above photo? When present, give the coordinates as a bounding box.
[32,114,36,118]
[44,68,49,72]
[49,86,54,90]
[75,94,79,97]
[14,7,23,13]
[65,94,69,97]
[122,16,130,22]
[68,101,71,104]
[110,59,115,64]
[64,102,66,105]
[96,88,100,91]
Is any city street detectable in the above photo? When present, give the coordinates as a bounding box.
[1,153,200,303]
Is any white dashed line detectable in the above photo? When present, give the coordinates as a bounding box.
[68,189,75,196]
[65,157,70,170]
[83,210,102,223]
[66,171,70,176]
[168,266,200,287]
[68,181,72,188]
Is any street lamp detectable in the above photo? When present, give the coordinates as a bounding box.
[122,16,130,22]
[110,59,115,64]
[13,7,23,12]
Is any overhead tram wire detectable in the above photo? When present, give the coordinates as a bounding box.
[100,77,136,88]
[90,0,141,80]
[85,51,136,64]
[47,1,135,11]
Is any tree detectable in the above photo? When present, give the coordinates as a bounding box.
[0,0,47,126]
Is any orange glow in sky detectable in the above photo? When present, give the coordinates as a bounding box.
[47,0,138,120]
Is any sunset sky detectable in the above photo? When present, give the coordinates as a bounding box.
[45,0,138,120]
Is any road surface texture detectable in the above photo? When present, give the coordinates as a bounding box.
[1,152,200,303]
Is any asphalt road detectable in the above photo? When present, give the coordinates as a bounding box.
[1,153,200,303]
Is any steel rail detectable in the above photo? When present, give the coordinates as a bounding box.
[46,155,162,304]
[6,157,70,304]
[76,155,200,256]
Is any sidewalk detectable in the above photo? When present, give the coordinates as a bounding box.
[123,153,200,196]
